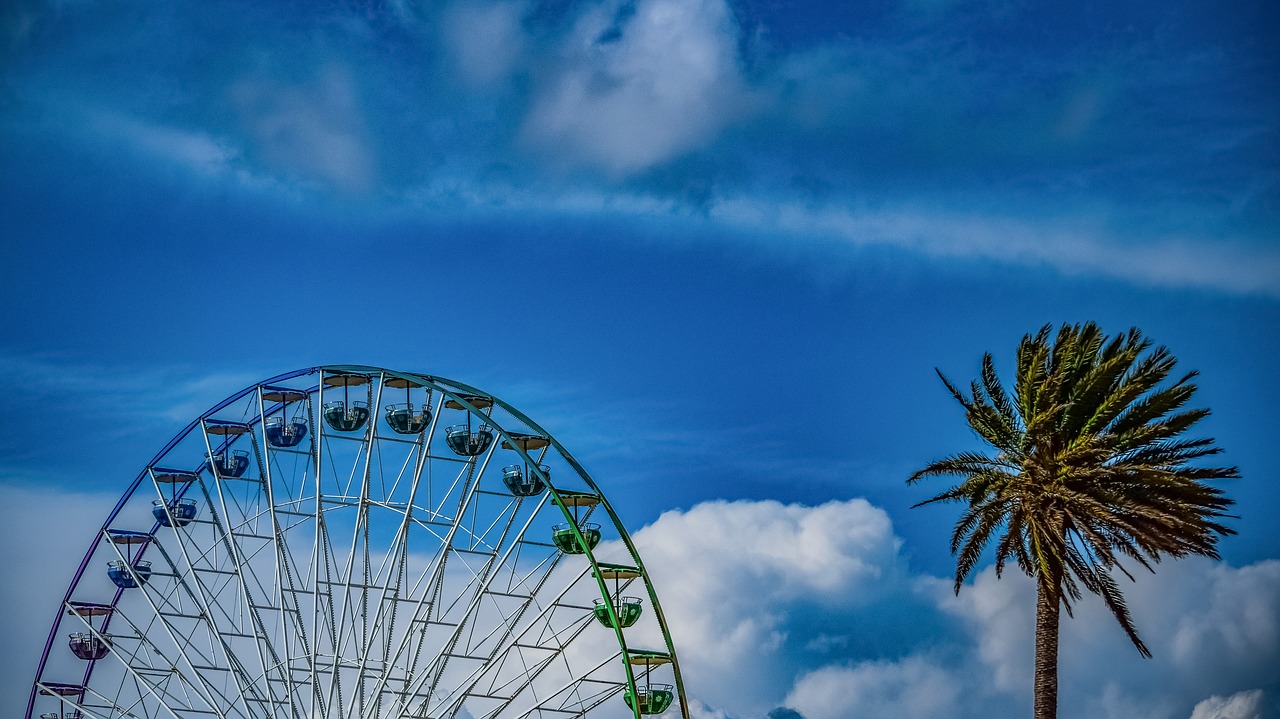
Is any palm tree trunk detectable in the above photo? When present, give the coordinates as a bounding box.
[1033,579,1061,719]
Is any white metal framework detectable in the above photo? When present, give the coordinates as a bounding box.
[29,366,687,719]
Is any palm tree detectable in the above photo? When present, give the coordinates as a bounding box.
[907,322,1237,719]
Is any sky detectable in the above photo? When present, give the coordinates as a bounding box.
[1,0,1278,717]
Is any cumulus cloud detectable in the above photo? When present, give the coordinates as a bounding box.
[521,0,750,175]
[929,564,1036,693]
[933,557,1280,719]
[630,497,1280,719]
[5,483,1279,718]
[784,656,964,719]
[1171,562,1280,674]
[628,498,907,715]
[10,475,1280,716]
[1189,690,1267,719]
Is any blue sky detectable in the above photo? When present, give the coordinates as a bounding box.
[1,0,1278,717]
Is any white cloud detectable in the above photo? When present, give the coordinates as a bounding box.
[1189,690,1267,719]
[96,114,240,175]
[522,0,750,175]
[784,656,964,719]
[935,557,1280,719]
[629,498,904,715]
[397,180,1280,299]
[929,566,1035,693]
[1171,561,1280,674]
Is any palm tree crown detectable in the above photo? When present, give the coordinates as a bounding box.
[908,322,1237,659]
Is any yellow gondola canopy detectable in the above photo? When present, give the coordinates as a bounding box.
[323,372,371,387]
[627,650,672,667]
[383,376,426,389]
[105,530,152,545]
[67,602,114,616]
[501,433,550,451]
[595,564,642,580]
[555,490,601,508]
[204,420,250,435]
[151,468,198,483]
[445,394,494,410]
[261,387,307,403]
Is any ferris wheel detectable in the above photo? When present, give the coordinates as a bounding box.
[26,365,688,719]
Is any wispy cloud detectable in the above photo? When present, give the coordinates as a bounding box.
[229,63,378,193]
[708,197,1280,297]
[520,0,751,175]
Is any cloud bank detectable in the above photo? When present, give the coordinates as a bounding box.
[627,498,1279,719]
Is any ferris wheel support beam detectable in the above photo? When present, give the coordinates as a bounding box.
[364,490,554,719]
[256,386,320,717]
[334,385,439,718]
[355,387,438,718]
[239,422,310,717]
[417,441,507,699]
[328,373,379,719]
[417,498,539,709]
[515,649,625,719]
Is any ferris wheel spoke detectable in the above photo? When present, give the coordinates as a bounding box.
[414,494,544,690]
[353,436,450,717]
[514,649,626,719]
[258,483,312,717]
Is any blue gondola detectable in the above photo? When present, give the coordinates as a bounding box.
[323,401,369,432]
[385,403,431,434]
[502,464,548,496]
[152,498,198,527]
[446,425,494,456]
[265,416,308,447]
[107,560,152,588]
[208,450,250,477]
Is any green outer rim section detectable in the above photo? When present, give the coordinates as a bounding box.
[322,365,690,719]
